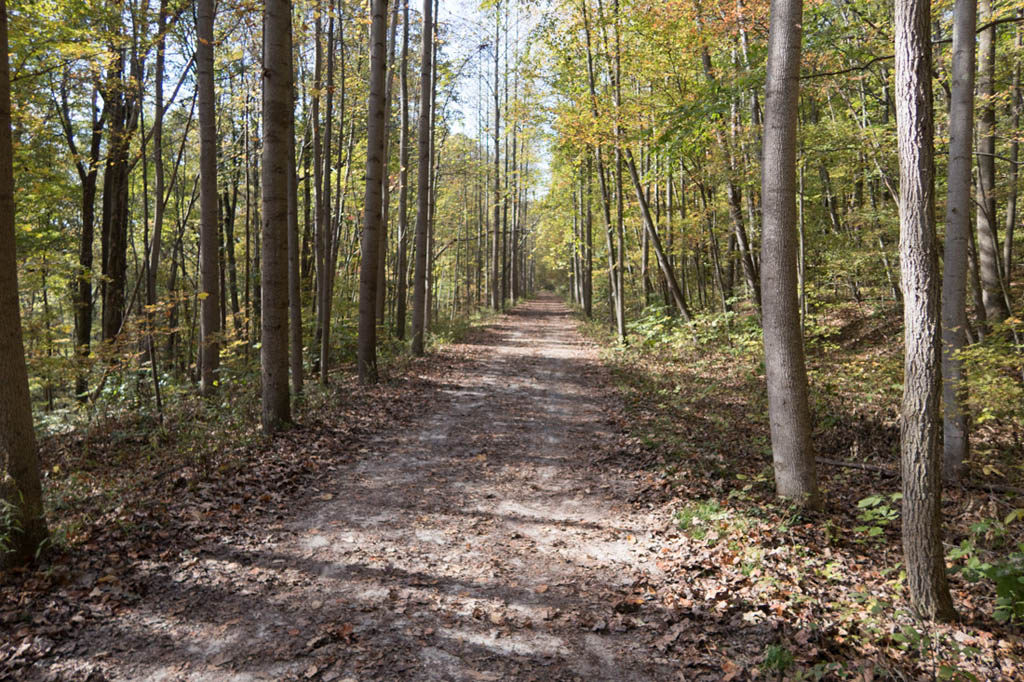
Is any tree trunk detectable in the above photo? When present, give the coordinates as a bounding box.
[975,0,1009,323]
[261,0,293,431]
[490,3,502,311]
[940,0,974,482]
[395,0,410,340]
[148,0,168,310]
[625,149,691,320]
[410,0,434,355]
[0,1,47,565]
[100,49,137,342]
[197,0,220,395]
[57,82,105,400]
[377,0,399,327]
[894,0,956,621]
[760,0,820,508]
[580,1,622,338]
[1005,14,1022,293]
[358,0,389,383]
[288,44,302,397]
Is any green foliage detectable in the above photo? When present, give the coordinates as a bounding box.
[853,492,901,543]
[674,498,725,540]
[760,643,794,675]
[948,517,1024,624]
[958,319,1024,429]
[0,494,19,558]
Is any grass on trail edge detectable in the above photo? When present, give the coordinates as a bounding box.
[575,299,1024,681]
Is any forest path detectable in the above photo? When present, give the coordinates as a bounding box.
[62,296,692,681]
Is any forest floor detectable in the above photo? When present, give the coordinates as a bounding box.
[3,295,1023,680]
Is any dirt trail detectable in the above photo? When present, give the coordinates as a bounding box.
[47,296,691,681]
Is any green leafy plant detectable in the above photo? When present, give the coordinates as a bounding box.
[761,643,794,674]
[948,518,1024,623]
[675,499,726,541]
[853,492,901,543]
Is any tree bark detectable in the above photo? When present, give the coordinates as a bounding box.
[197,0,220,395]
[377,0,399,327]
[0,0,48,565]
[358,0,389,383]
[625,149,691,321]
[975,0,1010,323]
[894,0,956,621]
[490,3,502,311]
[395,0,410,340]
[940,0,975,482]
[411,0,434,355]
[287,39,302,397]
[261,0,293,431]
[760,0,820,507]
[148,0,168,310]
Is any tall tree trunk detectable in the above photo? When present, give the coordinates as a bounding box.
[57,83,105,400]
[197,0,220,395]
[148,0,168,309]
[584,155,594,317]
[760,0,820,507]
[100,49,137,342]
[894,0,956,622]
[358,0,389,383]
[1005,14,1022,292]
[490,2,502,311]
[377,0,399,326]
[581,0,623,340]
[0,1,47,565]
[941,0,974,482]
[261,0,293,431]
[318,16,336,384]
[288,44,302,397]
[410,0,433,355]
[625,149,691,320]
[976,0,1010,323]
[395,0,410,340]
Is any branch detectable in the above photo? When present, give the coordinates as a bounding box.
[802,15,1024,80]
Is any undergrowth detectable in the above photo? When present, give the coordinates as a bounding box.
[576,298,1024,680]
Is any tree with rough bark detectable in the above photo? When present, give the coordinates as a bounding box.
[0,0,48,566]
[941,0,974,482]
[975,0,1010,325]
[358,0,389,383]
[760,0,820,508]
[260,0,293,432]
[411,0,434,356]
[893,0,956,622]
[395,0,411,341]
[197,0,220,395]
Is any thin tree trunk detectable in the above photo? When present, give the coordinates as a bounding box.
[941,0,974,482]
[197,0,220,395]
[760,0,820,507]
[358,0,389,383]
[410,0,434,355]
[288,44,303,397]
[148,0,168,308]
[894,0,956,622]
[625,149,691,320]
[490,2,501,311]
[395,0,410,340]
[377,0,399,327]
[1005,14,1022,292]
[976,0,1009,323]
